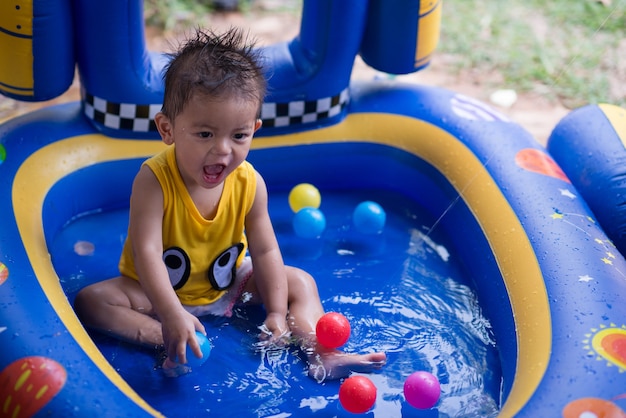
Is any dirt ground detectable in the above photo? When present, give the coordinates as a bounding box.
[0,6,570,146]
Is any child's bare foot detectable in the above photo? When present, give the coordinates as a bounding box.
[307,349,387,382]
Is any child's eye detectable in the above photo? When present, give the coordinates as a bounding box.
[233,133,248,141]
[199,131,212,138]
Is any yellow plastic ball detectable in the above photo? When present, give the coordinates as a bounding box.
[288,183,321,213]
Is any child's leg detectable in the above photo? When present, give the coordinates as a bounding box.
[74,276,164,348]
[247,266,387,381]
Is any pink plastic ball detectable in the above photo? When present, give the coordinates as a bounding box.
[315,312,351,348]
[339,376,377,413]
[403,371,441,409]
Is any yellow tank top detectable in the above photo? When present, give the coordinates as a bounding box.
[119,146,257,305]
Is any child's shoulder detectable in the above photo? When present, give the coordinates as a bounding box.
[239,159,255,172]
[233,160,258,185]
[145,146,172,169]
[141,146,176,181]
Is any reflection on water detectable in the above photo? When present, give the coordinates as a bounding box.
[53,190,502,417]
[317,224,500,418]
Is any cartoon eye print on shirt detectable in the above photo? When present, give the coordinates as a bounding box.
[208,243,244,291]
[163,247,190,290]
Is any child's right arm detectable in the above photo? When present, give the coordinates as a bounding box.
[128,165,205,364]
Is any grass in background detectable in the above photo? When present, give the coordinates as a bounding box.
[439,0,626,108]
[144,0,624,109]
[144,0,244,28]
[144,0,301,30]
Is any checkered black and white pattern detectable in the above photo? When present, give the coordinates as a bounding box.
[82,88,350,132]
[260,88,350,128]
[83,92,160,132]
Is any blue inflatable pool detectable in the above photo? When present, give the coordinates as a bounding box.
[1,1,625,417]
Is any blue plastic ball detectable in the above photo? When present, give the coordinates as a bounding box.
[352,201,386,234]
[293,207,326,239]
[186,331,211,368]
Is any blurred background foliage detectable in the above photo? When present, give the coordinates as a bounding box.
[438,0,625,108]
[138,0,626,109]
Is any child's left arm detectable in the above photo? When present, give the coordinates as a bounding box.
[245,171,290,340]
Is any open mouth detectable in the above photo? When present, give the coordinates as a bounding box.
[203,164,225,182]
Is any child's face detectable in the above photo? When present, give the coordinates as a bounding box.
[158,93,261,190]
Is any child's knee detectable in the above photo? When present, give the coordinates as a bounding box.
[74,280,119,321]
[287,267,317,291]
[74,284,99,320]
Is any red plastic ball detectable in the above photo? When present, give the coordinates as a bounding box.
[339,376,377,413]
[403,371,441,409]
[315,312,351,348]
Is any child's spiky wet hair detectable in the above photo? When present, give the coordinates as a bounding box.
[161,27,267,119]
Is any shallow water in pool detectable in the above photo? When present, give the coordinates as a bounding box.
[51,188,501,417]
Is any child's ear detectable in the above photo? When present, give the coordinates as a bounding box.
[254,119,262,132]
[155,112,174,145]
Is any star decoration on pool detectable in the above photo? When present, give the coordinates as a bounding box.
[549,209,595,228]
[550,210,624,278]
[601,252,616,265]
[559,188,576,199]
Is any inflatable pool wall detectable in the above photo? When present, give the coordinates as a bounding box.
[0,0,74,101]
[549,104,626,256]
[2,0,626,417]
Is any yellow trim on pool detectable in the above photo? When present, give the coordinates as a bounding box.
[12,113,550,417]
[13,136,167,417]
[599,103,626,148]
[416,0,441,68]
[254,114,551,417]
[0,0,34,96]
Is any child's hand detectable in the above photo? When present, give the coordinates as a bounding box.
[259,312,290,345]
[161,309,205,364]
